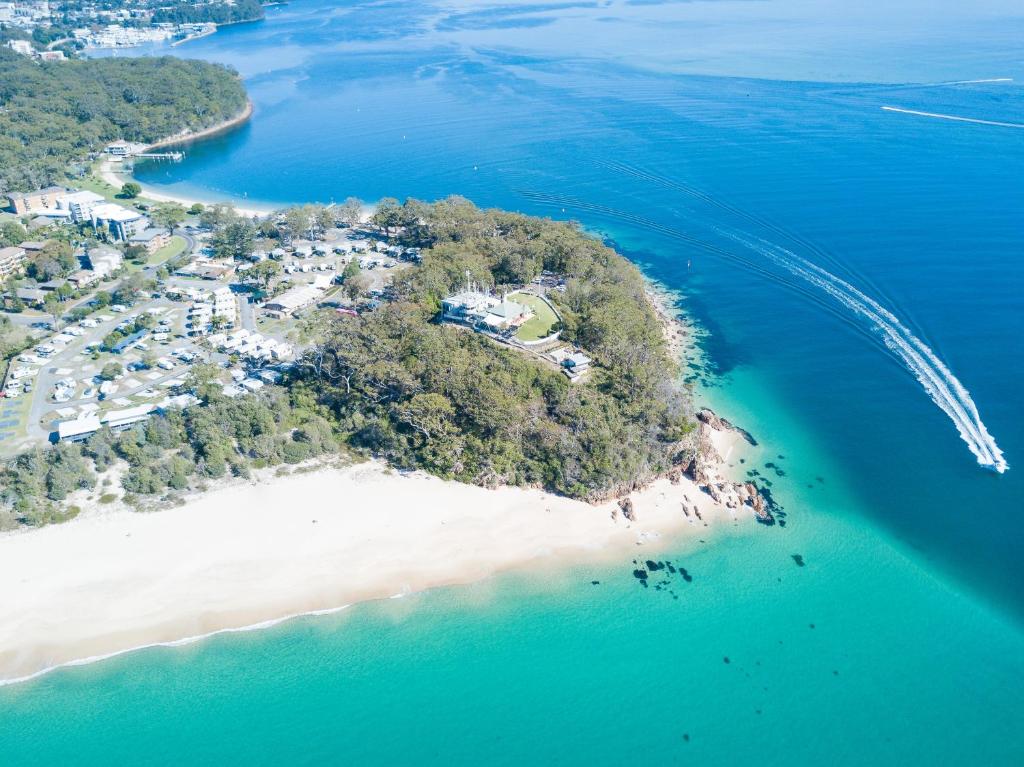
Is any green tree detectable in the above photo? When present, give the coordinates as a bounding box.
[371,197,402,238]
[0,221,27,247]
[336,197,364,227]
[99,361,123,381]
[248,259,280,289]
[182,362,222,401]
[341,259,361,282]
[199,203,237,230]
[188,203,204,216]
[124,244,148,264]
[284,206,313,242]
[211,218,256,260]
[314,206,334,236]
[120,182,142,199]
[151,203,186,235]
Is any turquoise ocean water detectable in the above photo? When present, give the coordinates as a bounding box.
[4,1,1023,762]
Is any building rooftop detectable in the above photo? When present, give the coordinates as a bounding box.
[57,414,102,441]
[58,190,104,207]
[7,185,65,202]
[130,227,167,243]
[90,203,143,222]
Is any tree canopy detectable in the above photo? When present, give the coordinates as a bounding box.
[0,48,247,194]
[300,198,694,500]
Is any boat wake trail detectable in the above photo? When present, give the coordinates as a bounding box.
[731,234,1009,473]
[521,166,1009,473]
[881,106,1024,129]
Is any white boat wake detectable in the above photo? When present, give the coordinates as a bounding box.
[881,106,1024,129]
[733,234,1009,473]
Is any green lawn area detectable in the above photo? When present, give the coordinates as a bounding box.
[77,161,163,209]
[148,235,187,265]
[76,172,127,205]
[512,292,561,342]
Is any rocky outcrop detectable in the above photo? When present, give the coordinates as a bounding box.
[618,497,635,521]
[696,408,757,446]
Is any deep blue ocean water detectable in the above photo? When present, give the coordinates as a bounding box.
[4,1,1022,762]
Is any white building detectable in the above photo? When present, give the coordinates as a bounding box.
[263,284,325,317]
[0,246,27,279]
[57,190,105,223]
[441,289,533,332]
[89,203,147,240]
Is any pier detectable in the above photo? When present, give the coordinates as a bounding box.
[133,151,185,162]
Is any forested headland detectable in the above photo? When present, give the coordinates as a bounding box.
[1,199,695,528]
[304,198,694,498]
[152,0,266,26]
[0,49,248,194]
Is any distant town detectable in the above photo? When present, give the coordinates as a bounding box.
[0,0,266,57]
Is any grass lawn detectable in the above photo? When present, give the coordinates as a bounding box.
[512,292,561,342]
[148,235,188,265]
[76,171,139,207]
[77,162,162,209]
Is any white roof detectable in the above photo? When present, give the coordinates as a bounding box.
[58,190,104,207]
[102,403,156,427]
[266,284,323,312]
[91,203,144,223]
[57,414,102,440]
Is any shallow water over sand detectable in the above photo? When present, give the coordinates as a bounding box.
[8,1,1022,762]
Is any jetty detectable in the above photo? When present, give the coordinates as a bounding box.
[132,151,184,162]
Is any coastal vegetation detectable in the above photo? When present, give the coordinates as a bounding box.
[0,48,247,194]
[0,198,693,528]
[151,0,266,26]
[304,198,692,499]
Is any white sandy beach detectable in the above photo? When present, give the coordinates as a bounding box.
[98,158,274,218]
[0,437,748,684]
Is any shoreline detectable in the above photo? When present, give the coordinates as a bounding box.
[96,99,277,218]
[99,158,275,218]
[143,99,254,152]
[0,436,751,685]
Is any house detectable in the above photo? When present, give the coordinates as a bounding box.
[15,287,46,307]
[441,289,533,332]
[67,270,101,289]
[87,245,124,277]
[39,278,68,293]
[105,140,145,156]
[56,190,105,222]
[561,351,592,381]
[0,246,27,279]
[29,214,66,229]
[18,240,51,255]
[89,203,147,240]
[55,403,157,443]
[129,227,170,255]
[56,413,103,443]
[103,403,156,431]
[6,185,67,215]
